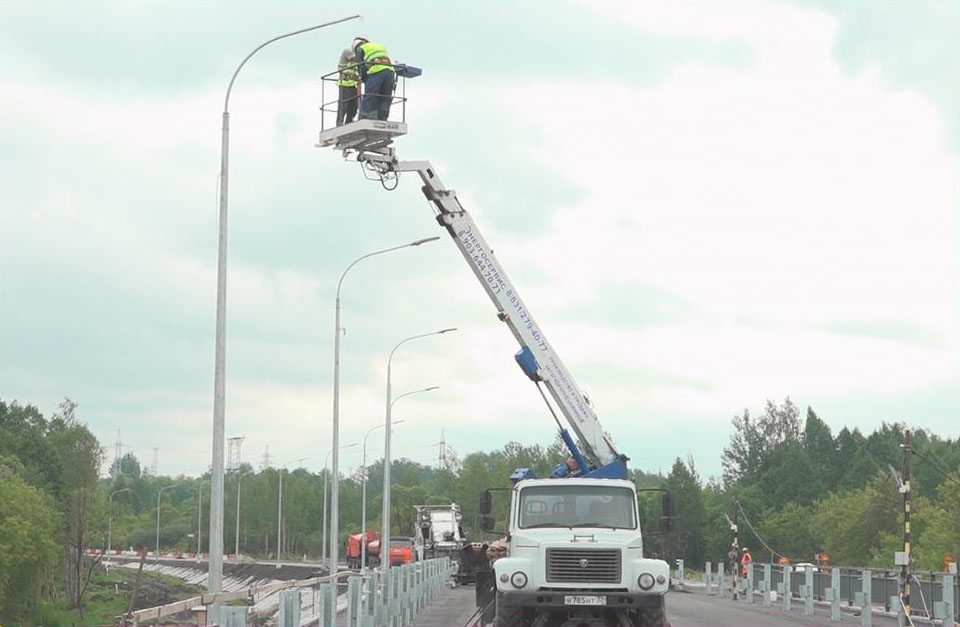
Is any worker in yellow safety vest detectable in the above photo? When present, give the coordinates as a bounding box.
[336,48,360,126]
[351,36,396,121]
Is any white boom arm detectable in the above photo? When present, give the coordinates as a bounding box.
[390,159,620,467]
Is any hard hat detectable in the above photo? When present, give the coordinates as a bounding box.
[352,35,368,48]
[742,547,749,552]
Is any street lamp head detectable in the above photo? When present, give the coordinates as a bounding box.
[410,236,440,247]
[438,327,457,334]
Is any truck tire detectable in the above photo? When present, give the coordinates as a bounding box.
[493,593,525,627]
[634,602,668,627]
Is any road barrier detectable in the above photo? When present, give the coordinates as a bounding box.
[119,556,453,627]
[699,561,958,626]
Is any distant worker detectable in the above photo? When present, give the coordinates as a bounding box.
[741,547,753,577]
[352,35,396,121]
[336,48,360,126]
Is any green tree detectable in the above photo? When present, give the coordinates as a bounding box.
[48,398,104,613]
[814,472,900,565]
[755,502,816,561]
[118,452,142,479]
[0,472,60,619]
[662,457,706,565]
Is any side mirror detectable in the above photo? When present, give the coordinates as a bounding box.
[479,490,492,515]
[480,515,496,531]
[660,492,674,532]
[661,492,673,518]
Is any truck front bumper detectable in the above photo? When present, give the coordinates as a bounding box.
[498,590,664,611]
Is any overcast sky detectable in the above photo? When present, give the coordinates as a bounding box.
[1,1,957,481]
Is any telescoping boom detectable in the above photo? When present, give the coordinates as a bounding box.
[317,121,628,479]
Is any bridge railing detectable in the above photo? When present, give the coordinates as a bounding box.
[695,560,958,626]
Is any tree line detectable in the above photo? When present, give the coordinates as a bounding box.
[2,396,957,622]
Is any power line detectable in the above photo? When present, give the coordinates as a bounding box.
[912,448,960,486]
[735,501,789,561]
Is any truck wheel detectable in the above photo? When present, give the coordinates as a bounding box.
[493,593,525,627]
[634,603,668,627]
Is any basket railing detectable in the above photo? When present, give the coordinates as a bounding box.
[319,62,408,132]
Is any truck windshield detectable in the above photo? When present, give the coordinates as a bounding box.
[518,485,637,530]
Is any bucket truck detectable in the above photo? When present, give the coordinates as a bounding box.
[317,105,673,627]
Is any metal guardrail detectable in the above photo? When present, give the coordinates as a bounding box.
[697,561,958,626]
[128,557,454,627]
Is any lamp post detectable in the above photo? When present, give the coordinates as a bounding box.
[210,13,361,598]
[277,457,308,567]
[322,443,358,570]
[361,418,409,570]
[108,488,131,554]
[235,471,251,556]
[156,485,177,559]
[197,484,202,563]
[329,237,439,584]
[381,329,455,593]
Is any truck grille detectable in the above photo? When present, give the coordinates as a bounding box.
[546,548,621,583]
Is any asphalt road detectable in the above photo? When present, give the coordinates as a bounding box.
[409,587,906,627]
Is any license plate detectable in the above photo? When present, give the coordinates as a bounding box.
[564,595,606,606]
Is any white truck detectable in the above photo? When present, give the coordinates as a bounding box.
[318,102,673,627]
[413,504,466,561]
[479,479,671,626]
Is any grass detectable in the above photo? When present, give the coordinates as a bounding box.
[21,568,204,627]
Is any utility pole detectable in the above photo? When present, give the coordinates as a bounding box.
[900,429,913,619]
[724,505,740,600]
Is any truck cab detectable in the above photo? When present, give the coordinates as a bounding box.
[483,478,669,627]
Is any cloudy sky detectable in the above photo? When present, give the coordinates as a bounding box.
[2,1,957,481]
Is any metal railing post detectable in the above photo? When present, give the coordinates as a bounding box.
[372,570,385,627]
[783,565,793,612]
[763,564,772,607]
[804,567,815,615]
[278,590,301,627]
[747,562,754,603]
[943,573,956,627]
[706,561,713,595]
[347,576,361,627]
[829,568,841,621]
[858,569,873,627]
[719,561,727,597]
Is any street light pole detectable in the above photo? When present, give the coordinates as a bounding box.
[108,488,131,553]
[330,237,439,583]
[197,485,202,563]
[210,13,361,598]
[277,458,308,567]
[360,389,435,569]
[381,329,455,594]
[323,443,357,571]
[235,471,250,556]
[156,485,176,560]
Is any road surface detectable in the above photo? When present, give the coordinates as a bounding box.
[408,587,905,627]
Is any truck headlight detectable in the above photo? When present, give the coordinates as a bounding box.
[638,573,655,590]
[511,571,528,588]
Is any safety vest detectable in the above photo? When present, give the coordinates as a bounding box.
[358,42,394,76]
[337,60,359,87]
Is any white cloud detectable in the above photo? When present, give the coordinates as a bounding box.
[4,3,957,480]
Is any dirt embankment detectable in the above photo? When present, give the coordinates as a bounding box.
[88,565,204,611]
